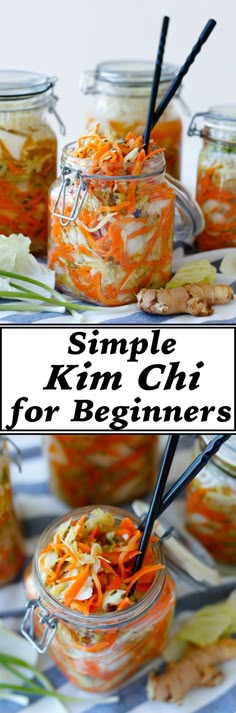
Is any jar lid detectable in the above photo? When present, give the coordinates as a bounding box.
[0,70,56,99]
[199,435,236,477]
[94,60,178,87]
[205,104,236,129]
[188,105,236,141]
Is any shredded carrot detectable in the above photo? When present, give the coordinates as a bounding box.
[196,161,236,250]
[125,564,164,596]
[38,508,165,616]
[64,564,90,607]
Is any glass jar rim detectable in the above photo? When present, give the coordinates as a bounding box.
[61,141,166,179]
[33,505,166,629]
[94,60,179,88]
[0,70,57,99]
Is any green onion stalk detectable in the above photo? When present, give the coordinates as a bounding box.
[0,270,100,315]
[0,652,118,705]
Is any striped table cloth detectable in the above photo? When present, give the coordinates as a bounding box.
[0,249,236,325]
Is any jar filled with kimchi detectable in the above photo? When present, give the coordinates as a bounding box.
[22,506,175,693]
[0,70,64,256]
[44,435,159,506]
[49,127,176,305]
[188,105,236,250]
[185,435,236,564]
[80,61,185,179]
[0,438,24,585]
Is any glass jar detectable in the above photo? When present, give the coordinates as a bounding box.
[188,105,236,250]
[185,435,236,564]
[43,434,159,506]
[22,506,175,693]
[0,438,24,585]
[49,145,176,305]
[81,61,185,179]
[0,70,65,256]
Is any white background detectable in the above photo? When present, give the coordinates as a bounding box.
[1,0,235,191]
[2,327,235,431]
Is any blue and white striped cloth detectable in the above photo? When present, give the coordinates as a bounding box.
[0,435,236,713]
[0,249,236,325]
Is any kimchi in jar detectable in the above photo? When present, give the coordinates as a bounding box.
[0,438,24,585]
[186,435,236,564]
[22,506,175,693]
[188,105,236,250]
[0,70,64,256]
[81,61,184,179]
[48,127,175,306]
[44,434,159,506]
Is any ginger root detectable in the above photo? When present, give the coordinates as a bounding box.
[147,637,236,702]
[137,284,234,317]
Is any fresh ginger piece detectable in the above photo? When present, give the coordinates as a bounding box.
[147,638,236,702]
[137,284,234,317]
[167,259,217,288]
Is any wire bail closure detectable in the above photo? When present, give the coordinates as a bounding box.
[0,436,21,471]
[48,92,66,135]
[21,597,58,653]
[52,168,88,226]
[188,110,236,138]
[187,111,208,137]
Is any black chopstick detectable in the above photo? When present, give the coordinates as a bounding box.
[130,435,180,583]
[157,434,230,516]
[143,16,169,153]
[152,19,216,129]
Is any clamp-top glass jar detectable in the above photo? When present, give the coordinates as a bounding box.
[185,435,236,564]
[81,61,184,179]
[49,141,175,306]
[0,437,24,585]
[0,70,65,256]
[188,105,236,250]
[48,128,203,307]
[22,506,175,693]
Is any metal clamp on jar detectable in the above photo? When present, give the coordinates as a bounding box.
[188,105,236,251]
[0,70,65,256]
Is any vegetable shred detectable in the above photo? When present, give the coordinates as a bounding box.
[39,509,163,613]
[196,145,236,250]
[44,434,158,506]
[0,120,57,256]
[186,477,236,564]
[0,442,24,585]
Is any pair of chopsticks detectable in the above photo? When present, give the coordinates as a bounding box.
[130,434,230,592]
[143,17,216,153]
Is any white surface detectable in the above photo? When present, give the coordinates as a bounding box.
[0,0,234,194]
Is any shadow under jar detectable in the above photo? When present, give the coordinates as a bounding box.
[43,434,159,506]
[0,70,63,256]
[48,145,175,306]
[81,61,185,179]
[22,506,175,694]
[0,438,24,585]
[185,435,236,564]
[188,105,236,250]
